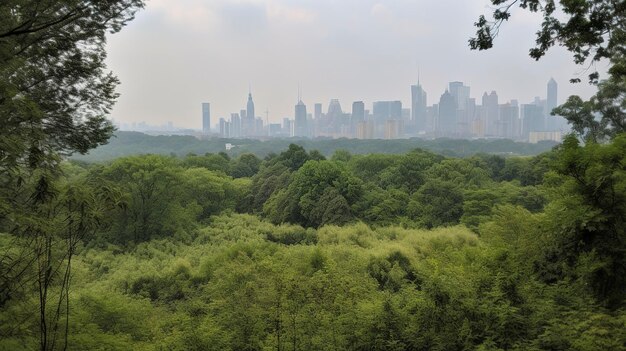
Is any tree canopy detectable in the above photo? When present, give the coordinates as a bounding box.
[471,0,626,142]
[0,0,144,173]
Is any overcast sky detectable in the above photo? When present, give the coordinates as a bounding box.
[105,0,603,128]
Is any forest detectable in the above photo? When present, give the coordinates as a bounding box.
[1,0,625,350]
[70,131,559,162]
[2,136,625,350]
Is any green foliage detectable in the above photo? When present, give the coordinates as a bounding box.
[265,160,363,227]
[3,139,625,350]
[71,131,558,162]
[90,155,239,243]
[471,0,626,141]
[0,0,144,173]
[542,134,626,308]
[408,179,464,228]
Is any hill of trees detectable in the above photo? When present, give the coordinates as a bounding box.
[70,131,559,162]
[2,139,625,350]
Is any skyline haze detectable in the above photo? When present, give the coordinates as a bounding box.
[105,0,604,128]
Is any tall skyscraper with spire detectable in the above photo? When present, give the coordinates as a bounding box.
[245,89,255,136]
[294,103,307,137]
[411,73,427,133]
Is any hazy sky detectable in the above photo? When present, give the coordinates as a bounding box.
[105,0,603,128]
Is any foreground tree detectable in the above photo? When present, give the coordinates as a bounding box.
[470,0,625,141]
[0,1,144,349]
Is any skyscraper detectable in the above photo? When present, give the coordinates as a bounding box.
[522,104,545,138]
[202,103,211,133]
[294,99,308,137]
[448,82,470,110]
[547,78,557,114]
[246,92,255,136]
[373,101,402,120]
[230,113,241,138]
[438,90,457,135]
[351,101,365,137]
[546,78,561,130]
[314,103,322,119]
[411,82,427,132]
[482,91,499,136]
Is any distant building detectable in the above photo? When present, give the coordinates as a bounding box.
[219,118,230,138]
[437,90,457,135]
[385,119,403,139]
[245,92,255,136]
[314,103,322,119]
[498,103,520,139]
[202,103,211,133]
[482,91,499,136]
[545,78,566,130]
[269,123,282,137]
[294,99,308,137]
[356,120,375,139]
[351,101,365,137]
[373,101,402,121]
[230,113,241,138]
[522,103,545,139]
[411,83,427,132]
[529,131,563,143]
[546,78,557,117]
[283,118,293,137]
[448,81,470,110]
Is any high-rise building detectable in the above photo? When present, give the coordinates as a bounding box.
[314,103,322,119]
[547,78,557,115]
[202,103,211,133]
[327,99,343,118]
[522,104,545,139]
[448,82,470,110]
[246,92,255,136]
[373,101,402,120]
[482,91,499,136]
[438,90,457,135]
[498,103,520,139]
[351,101,365,138]
[385,119,403,139]
[219,118,230,138]
[351,101,365,123]
[546,78,564,130]
[294,99,308,137]
[411,83,427,132]
[283,118,293,137]
[230,113,241,138]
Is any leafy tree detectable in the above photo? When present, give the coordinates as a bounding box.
[471,0,625,141]
[94,155,197,243]
[265,160,362,227]
[541,134,626,308]
[230,153,261,178]
[277,144,311,171]
[0,2,144,349]
[408,179,464,228]
[379,149,442,193]
[0,0,144,173]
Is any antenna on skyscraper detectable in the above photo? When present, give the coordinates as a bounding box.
[414,59,422,86]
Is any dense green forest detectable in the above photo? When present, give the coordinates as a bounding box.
[2,0,626,350]
[70,131,559,162]
[2,137,625,350]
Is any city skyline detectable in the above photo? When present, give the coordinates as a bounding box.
[104,0,601,128]
[203,78,567,143]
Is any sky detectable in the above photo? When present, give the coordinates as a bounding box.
[104,0,604,129]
